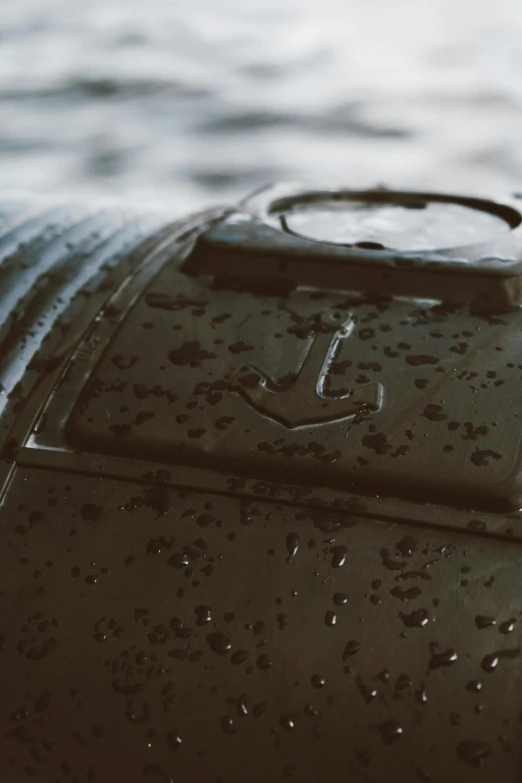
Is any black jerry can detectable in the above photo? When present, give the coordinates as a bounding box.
[1,186,522,782]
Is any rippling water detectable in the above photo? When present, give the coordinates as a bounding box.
[2,0,522,213]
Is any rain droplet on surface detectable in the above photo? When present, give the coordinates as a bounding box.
[378,720,403,744]
[231,649,248,665]
[330,546,347,568]
[167,552,190,568]
[457,739,492,768]
[396,536,419,557]
[342,640,361,660]
[380,548,406,571]
[325,611,337,627]
[415,683,428,705]
[256,654,274,670]
[194,605,212,626]
[394,673,412,698]
[399,608,429,628]
[481,648,520,672]
[236,695,248,717]
[285,532,299,561]
[167,730,182,750]
[428,642,458,669]
[357,676,378,705]
[220,715,236,735]
[206,632,231,655]
[475,615,496,630]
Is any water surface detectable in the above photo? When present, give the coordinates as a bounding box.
[1,1,522,212]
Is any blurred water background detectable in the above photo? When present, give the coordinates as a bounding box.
[1,0,522,213]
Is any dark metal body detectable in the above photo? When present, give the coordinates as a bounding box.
[0,187,521,782]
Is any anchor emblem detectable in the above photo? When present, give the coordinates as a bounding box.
[233,311,384,429]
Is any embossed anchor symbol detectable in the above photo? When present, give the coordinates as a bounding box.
[233,312,384,428]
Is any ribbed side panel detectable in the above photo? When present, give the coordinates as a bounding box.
[0,196,186,417]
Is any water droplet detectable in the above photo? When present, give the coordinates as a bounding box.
[428,642,457,669]
[311,674,325,689]
[206,632,231,655]
[457,739,492,768]
[81,503,103,522]
[343,640,361,660]
[357,676,377,705]
[277,613,287,630]
[330,546,347,568]
[380,548,406,571]
[396,536,419,557]
[394,673,412,698]
[280,715,295,731]
[466,680,483,693]
[390,585,422,601]
[325,611,337,627]
[231,649,248,665]
[481,647,520,672]
[422,405,446,422]
[378,720,403,744]
[399,608,429,628]
[333,592,348,605]
[169,616,191,639]
[236,695,248,717]
[499,618,516,634]
[415,683,428,705]
[475,615,496,630]
[256,654,273,669]
[167,730,182,750]
[285,532,299,561]
[194,605,211,626]
[167,552,189,568]
[220,715,235,735]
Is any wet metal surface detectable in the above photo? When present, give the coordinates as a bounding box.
[0,188,522,781]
